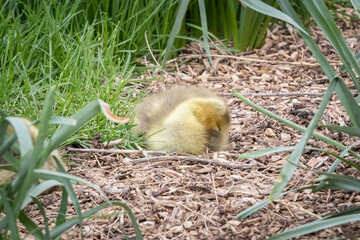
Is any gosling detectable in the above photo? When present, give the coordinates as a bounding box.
[133,86,230,154]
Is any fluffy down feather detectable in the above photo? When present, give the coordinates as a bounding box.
[133,86,230,154]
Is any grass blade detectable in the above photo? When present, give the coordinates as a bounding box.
[161,0,190,67]
[198,0,214,70]
[302,1,360,93]
[340,52,360,73]
[238,146,321,159]
[54,157,69,226]
[318,174,360,192]
[320,125,360,138]
[50,116,77,126]
[21,180,63,209]
[335,78,360,127]
[61,177,84,239]
[5,117,33,156]
[0,188,19,239]
[14,86,56,218]
[50,201,143,239]
[226,0,240,49]
[232,91,360,161]
[19,211,43,240]
[31,197,50,239]
[268,213,360,240]
[325,141,359,174]
[350,0,360,17]
[269,79,337,200]
[278,0,360,128]
[240,0,309,36]
[50,99,129,150]
[323,206,360,220]
[56,188,68,226]
[0,134,17,161]
[35,169,110,203]
[236,185,316,219]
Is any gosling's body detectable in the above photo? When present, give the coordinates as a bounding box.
[133,86,230,154]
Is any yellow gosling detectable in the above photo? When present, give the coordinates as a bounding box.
[133,86,230,154]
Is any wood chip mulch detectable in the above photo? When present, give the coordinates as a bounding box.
[20,15,360,239]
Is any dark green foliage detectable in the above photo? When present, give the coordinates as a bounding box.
[0,87,142,239]
[235,0,360,239]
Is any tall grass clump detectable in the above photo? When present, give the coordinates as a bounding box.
[0,86,142,239]
[234,0,360,239]
[162,0,277,68]
[0,0,177,145]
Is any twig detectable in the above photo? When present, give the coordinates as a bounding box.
[67,147,166,156]
[105,138,126,148]
[144,31,177,81]
[220,89,358,97]
[144,31,161,68]
[93,153,103,168]
[211,173,219,206]
[129,156,253,169]
[135,143,149,157]
[181,54,342,66]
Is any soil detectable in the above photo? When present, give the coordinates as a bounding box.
[21,13,360,240]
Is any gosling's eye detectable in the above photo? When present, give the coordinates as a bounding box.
[216,125,221,131]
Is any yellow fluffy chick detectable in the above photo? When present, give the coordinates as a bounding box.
[133,86,230,154]
[0,118,65,186]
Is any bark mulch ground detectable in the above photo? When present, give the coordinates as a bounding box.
[21,16,360,239]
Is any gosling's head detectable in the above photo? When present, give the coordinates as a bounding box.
[185,97,230,151]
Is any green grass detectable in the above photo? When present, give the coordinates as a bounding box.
[0,0,277,148]
[0,0,172,148]
[237,0,360,239]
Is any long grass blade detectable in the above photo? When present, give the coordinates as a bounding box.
[278,0,360,129]
[320,125,360,137]
[5,117,33,156]
[335,78,360,127]
[21,180,63,209]
[0,134,17,161]
[236,185,316,219]
[198,0,214,70]
[19,211,43,239]
[350,0,360,17]
[50,201,143,239]
[238,146,360,172]
[340,52,360,73]
[240,0,309,36]
[31,197,50,239]
[161,0,190,67]
[232,91,360,161]
[238,146,322,159]
[269,79,337,200]
[302,1,360,93]
[0,189,20,239]
[50,99,128,150]
[268,213,360,240]
[325,141,359,174]
[318,174,360,192]
[55,188,68,227]
[323,206,360,220]
[54,157,69,227]
[35,169,110,203]
[61,176,84,239]
[14,86,56,218]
